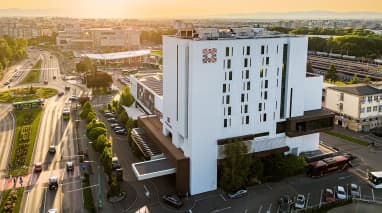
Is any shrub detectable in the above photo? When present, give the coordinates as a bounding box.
[87,127,107,141]
[100,147,112,175]
[87,111,96,123]
[107,176,121,198]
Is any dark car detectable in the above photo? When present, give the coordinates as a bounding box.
[53,76,56,80]
[323,188,335,202]
[48,176,58,190]
[44,80,48,84]
[49,145,56,154]
[58,91,64,96]
[162,195,183,208]
[107,117,118,123]
[227,189,248,199]
[64,86,70,91]
[115,129,127,135]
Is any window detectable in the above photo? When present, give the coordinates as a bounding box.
[245,115,249,124]
[373,106,378,112]
[225,47,229,57]
[258,103,262,111]
[368,96,372,102]
[375,96,379,102]
[263,113,267,122]
[361,97,366,104]
[260,69,264,78]
[266,45,268,54]
[277,45,279,54]
[222,84,226,93]
[228,107,231,115]
[226,95,230,104]
[241,94,245,102]
[265,80,268,89]
[224,119,227,127]
[379,105,382,112]
[340,93,344,101]
[246,46,250,55]
[244,58,248,67]
[361,107,365,113]
[247,82,250,91]
[227,59,231,69]
[264,91,268,100]
[265,69,268,77]
[266,57,270,65]
[229,71,232,80]
[261,45,265,54]
[245,70,249,79]
[244,104,248,113]
[367,107,372,112]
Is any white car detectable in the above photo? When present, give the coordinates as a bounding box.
[294,194,306,209]
[336,185,347,200]
[48,208,57,213]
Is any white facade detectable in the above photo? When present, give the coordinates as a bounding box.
[324,84,382,132]
[162,29,324,195]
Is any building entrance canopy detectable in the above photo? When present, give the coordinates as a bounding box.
[132,158,175,181]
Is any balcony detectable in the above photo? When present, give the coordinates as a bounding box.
[285,109,334,137]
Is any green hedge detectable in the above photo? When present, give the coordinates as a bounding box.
[302,198,352,213]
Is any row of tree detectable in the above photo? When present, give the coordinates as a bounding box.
[0,36,28,75]
[325,64,371,83]
[219,141,307,191]
[290,27,374,36]
[140,29,177,45]
[308,36,382,58]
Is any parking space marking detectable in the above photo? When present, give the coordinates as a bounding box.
[211,206,231,213]
[257,205,262,213]
[219,194,227,202]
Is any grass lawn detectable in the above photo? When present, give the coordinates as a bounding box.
[150,49,163,57]
[0,87,57,103]
[10,109,42,176]
[325,130,369,146]
[21,59,42,84]
[0,188,24,213]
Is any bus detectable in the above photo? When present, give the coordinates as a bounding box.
[307,155,350,177]
[63,108,70,120]
[368,171,382,189]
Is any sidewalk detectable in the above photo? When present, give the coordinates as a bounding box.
[0,174,31,191]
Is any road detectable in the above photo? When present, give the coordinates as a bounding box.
[19,51,84,213]
[0,104,15,178]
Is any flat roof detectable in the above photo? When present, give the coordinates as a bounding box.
[81,49,151,60]
[132,158,175,181]
[329,85,382,96]
[133,71,163,96]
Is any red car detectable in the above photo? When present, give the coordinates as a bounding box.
[323,188,335,202]
[34,162,42,173]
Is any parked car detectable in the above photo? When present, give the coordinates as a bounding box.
[278,194,293,213]
[107,117,118,123]
[49,145,56,154]
[227,189,248,199]
[113,126,124,131]
[34,162,42,173]
[48,176,58,190]
[323,188,335,202]
[294,194,306,209]
[336,185,347,200]
[110,123,121,128]
[112,157,121,170]
[115,129,127,135]
[44,80,48,84]
[66,161,74,172]
[162,194,183,208]
[48,209,57,213]
[349,183,360,197]
[104,113,115,118]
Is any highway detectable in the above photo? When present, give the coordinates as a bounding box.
[0,104,15,179]
[14,51,84,213]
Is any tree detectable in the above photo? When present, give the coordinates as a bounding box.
[87,127,107,141]
[306,61,313,73]
[219,141,252,191]
[86,71,113,88]
[117,111,128,125]
[80,101,92,119]
[349,74,359,84]
[100,147,112,175]
[325,64,338,81]
[87,111,96,123]
[107,176,121,198]
[94,134,111,153]
[120,86,134,106]
[363,76,371,83]
[76,57,94,73]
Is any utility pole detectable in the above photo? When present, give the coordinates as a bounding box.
[98,165,103,210]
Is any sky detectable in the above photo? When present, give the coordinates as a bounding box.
[0,0,381,18]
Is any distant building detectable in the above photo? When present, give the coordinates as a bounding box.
[130,28,334,196]
[324,82,382,132]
